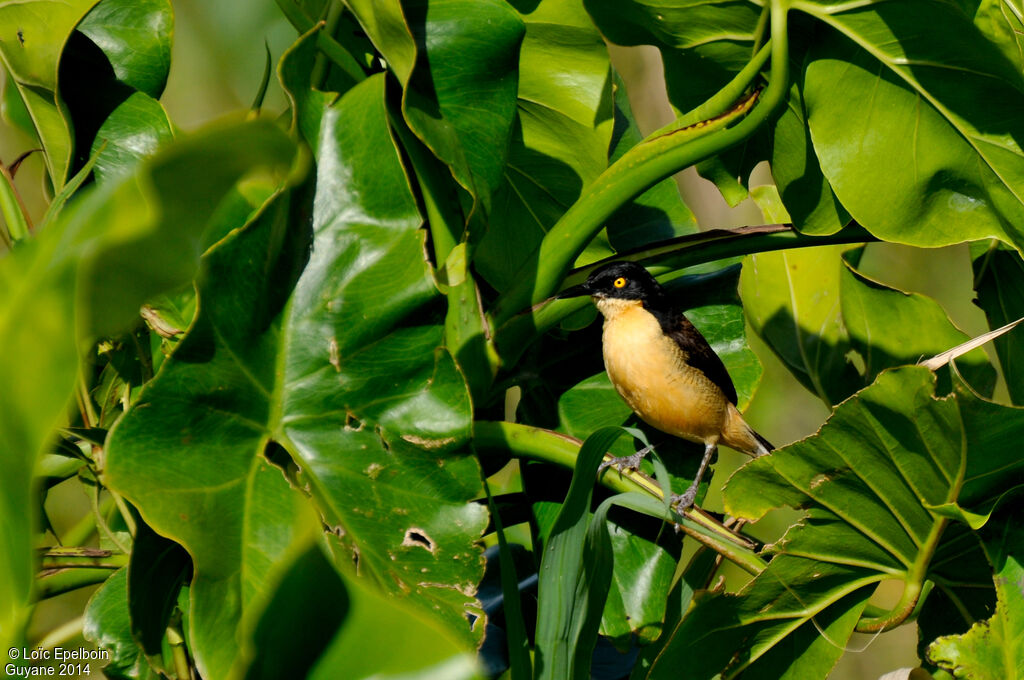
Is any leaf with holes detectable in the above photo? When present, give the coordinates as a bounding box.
[105,75,486,678]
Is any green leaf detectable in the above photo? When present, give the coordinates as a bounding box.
[90,91,174,184]
[78,118,300,338]
[745,244,999,409]
[105,75,487,676]
[740,246,861,408]
[308,554,482,680]
[798,2,1024,251]
[927,510,1024,680]
[84,567,160,680]
[582,0,761,114]
[239,544,348,680]
[402,0,524,214]
[840,250,996,395]
[972,0,1024,73]
[535,426,626,680]
[76,0,173,98]
[604,71,698,252]
[0,118,296,658]
[927,375,1024,528]
[771,77,849,235]
[972,244,1024,405]
[0,0,101,186]
[278,24,351,153]
[697,366,1024,678]
[475,0,614,290]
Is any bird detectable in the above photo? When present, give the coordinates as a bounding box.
[557,260,773,510]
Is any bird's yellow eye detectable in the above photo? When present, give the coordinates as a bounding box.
[613,277,627,289]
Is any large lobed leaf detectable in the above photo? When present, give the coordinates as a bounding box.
[0,118,297,658]
[742,245,994,408]
[644,365,1024,679]
[797,0,1024,251]
[105,75,487,678]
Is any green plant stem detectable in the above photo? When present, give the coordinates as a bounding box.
[491,4,790,328]
[39,548,129,571]
[311,0,345,90]
[36,564,124,599]
[495,222,873,365]
[473,421,766,574]
[0,164,31,243]
[275,0,366,85]
[167,619,193,680]
[110,489,137,537]
[89,483,129,554]
[651,40,771,139]
[77,370,98,428]
[856,519,948,632]
[33,616,84,650]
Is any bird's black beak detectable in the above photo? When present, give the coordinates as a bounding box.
[556,282,592,299]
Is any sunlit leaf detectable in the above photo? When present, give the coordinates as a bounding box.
[927,510,1024,680]
[106,76,487,677]
[799,1,1024,251]
[0,0,101,185]
[84,568,160,680]
[76,0,173,98]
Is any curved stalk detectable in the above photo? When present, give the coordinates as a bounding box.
[473,420,766,575]
[491,4,791,328]
[495,221,873,366]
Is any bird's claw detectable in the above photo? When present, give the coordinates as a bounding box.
[670,487,698,512]
[598,450,647,478]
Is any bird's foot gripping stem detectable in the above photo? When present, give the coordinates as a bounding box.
[669,441,718,512]
[598,444,653,477]
[670,487,699,511]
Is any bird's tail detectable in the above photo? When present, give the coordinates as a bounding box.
[724,404,775,457]
[751,429,774,457]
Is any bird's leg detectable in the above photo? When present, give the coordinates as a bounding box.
[598,442,655,477]
[670,442,717,511]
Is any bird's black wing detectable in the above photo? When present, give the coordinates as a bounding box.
[661,312,739,405]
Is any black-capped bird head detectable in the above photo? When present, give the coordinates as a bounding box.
[557,261,667,308]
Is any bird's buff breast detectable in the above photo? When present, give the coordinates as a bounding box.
[598,298,726,442]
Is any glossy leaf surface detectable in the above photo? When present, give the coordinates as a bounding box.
[0,119,296,657]
[638,367,1024,678]
[105,76,486,677]
[476,0,615,290]
[799,1,1024,251]
[84,568,159,680]
[76,0,173,98]
[0,0,100,185]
